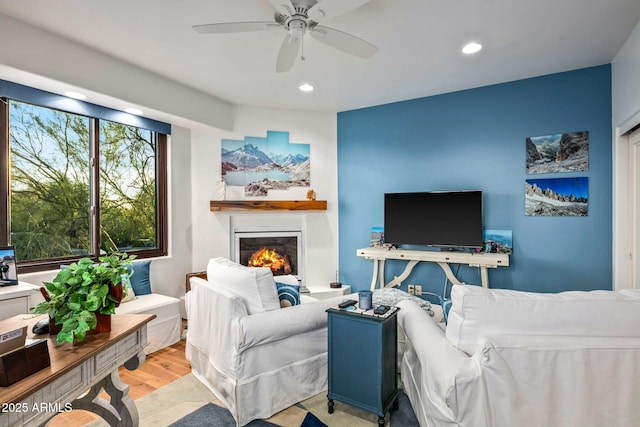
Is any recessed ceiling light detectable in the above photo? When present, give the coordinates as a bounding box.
[64,91,87,100]
[299,83,314,92]
[125,108,143,115]
[462,42,483,54]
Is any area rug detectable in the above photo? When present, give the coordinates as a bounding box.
[168,402,281,427]
[88,373,419,427]
[168,403,330,427]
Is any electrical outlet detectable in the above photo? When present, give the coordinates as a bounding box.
[415,285,422,296]
[407,284,415,294]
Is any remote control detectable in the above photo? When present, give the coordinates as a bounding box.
[338,299,357,309]
[373,305,390,315]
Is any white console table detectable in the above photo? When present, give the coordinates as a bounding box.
[357,247,509,290]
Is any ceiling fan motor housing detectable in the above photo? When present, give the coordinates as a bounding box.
[276,6,318,40]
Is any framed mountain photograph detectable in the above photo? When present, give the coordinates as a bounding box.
[526,131,588,174]
[525,177,588,216]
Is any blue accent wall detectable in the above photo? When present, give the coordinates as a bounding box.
[337,65,612,295]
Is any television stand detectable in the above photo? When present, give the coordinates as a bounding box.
[357,247,509,290]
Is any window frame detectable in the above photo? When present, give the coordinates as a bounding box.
[0,96,168,273]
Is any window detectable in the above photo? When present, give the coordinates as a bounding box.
[1,96,168,272]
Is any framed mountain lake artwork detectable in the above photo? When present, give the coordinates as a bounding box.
[221,130,310,197]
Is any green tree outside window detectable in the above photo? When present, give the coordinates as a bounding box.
[8,100,159,263]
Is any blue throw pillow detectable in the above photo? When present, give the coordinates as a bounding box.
[275,282,300,308]
[127,260,152,295]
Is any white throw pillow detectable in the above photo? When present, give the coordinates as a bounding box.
[206,257,280,314]
[446,285,640,355]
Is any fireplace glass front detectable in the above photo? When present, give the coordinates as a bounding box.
[234,231,302,283]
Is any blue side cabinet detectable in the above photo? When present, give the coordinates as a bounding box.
[326,306,399,427]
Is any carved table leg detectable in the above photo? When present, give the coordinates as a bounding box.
[370,259,380,290]
[73,351,145,426]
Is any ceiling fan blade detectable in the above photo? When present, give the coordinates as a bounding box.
[276,34,301,73]
[309,25,377,58]
[268,0,296,8]
[193,21,279,34]
[307,0,372,22]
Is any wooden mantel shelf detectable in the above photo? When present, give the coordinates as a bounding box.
[210,200,327,212]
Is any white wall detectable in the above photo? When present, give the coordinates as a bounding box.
[613,21,640,131]
[190,106,339,287]
[612,20,640,289]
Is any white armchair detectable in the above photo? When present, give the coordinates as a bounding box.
[398,285,640,427]
[185,258,350,426]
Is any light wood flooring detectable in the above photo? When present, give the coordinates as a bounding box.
[49,326,191,426]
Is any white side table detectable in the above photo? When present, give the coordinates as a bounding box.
[0,281,39,320]
[306,285,352,300]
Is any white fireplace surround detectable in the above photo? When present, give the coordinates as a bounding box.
[232,226,304,285]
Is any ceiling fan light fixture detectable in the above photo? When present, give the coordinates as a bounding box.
[299,83,314,92]
[462,42,483,54]
[288,19,306,39]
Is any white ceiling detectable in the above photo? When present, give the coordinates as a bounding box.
[1,0,640,114]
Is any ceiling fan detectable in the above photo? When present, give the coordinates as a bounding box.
[193,0,378,73]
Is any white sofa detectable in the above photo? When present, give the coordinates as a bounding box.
[398,285,640,427]
[185,257,351,427]
[114,260,181,354]
[115,293,181,354]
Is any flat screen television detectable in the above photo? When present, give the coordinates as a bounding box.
[384,190,483,249]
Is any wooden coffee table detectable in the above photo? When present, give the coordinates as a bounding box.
[0,313,155,427]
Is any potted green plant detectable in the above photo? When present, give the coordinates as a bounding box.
[34,252,136,344]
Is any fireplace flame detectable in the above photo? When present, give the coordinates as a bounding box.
[248,247,292,274]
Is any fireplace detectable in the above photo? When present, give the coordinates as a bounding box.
[232,227,304,285]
